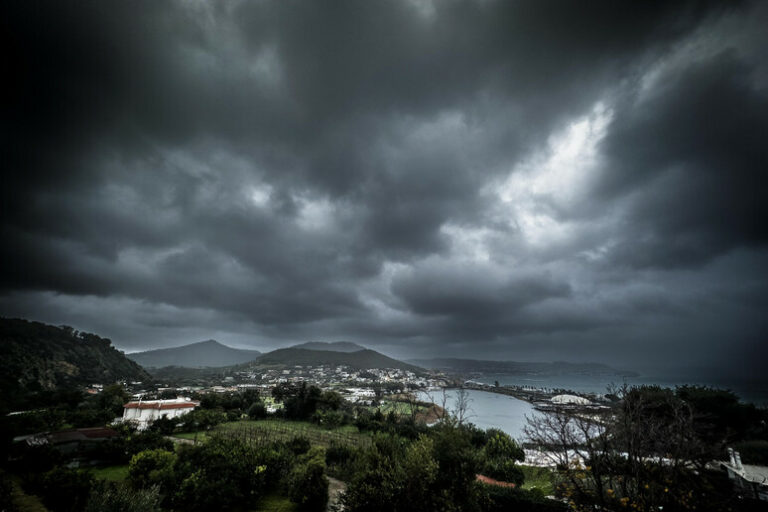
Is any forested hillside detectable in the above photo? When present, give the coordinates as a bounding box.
[0,318,150,411]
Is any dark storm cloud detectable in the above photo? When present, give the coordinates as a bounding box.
[1,0,766,377]
[597,50,768,268]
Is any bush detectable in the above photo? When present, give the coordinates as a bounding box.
[247,401,267,420]
[85,481,162,512]
[285,447,328,511]
[179,409,227,432]
[479,485,568,512]
[325,442,360,481]
[172,437,268,511]
[484,429,524,462]
[287,435,312,455]
[147,416,177,436]
[325,442,353,466]
[128,449,176,491]
[125,432,175,458]
[35,467,94,512]
[482,459,525,486]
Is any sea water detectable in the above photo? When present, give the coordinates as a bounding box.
[416,389,537,441]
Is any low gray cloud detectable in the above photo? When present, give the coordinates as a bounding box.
[1,0,766,380]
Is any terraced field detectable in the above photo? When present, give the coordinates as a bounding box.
[178,419,372,448]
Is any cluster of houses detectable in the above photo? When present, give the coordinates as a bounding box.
[231,364,442,388]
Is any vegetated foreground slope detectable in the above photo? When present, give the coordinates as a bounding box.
[127,339,261,368]
[251,347,423,373]
[0,318,150,406]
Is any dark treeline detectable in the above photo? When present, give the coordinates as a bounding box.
[526,384,768,512]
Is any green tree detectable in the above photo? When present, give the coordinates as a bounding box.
[172,436,268,511]
[483,429,524,462]
[286,446,329,511]
[147,415,177,435]
[247,401,267,420]
[128,449,176,491]
[97,384,130,417]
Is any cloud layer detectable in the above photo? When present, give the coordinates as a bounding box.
[2,0,766,378]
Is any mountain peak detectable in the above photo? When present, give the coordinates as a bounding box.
[289,341,367,353]
[128,339,261,368]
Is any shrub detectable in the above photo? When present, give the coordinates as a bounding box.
[482,459,525,486]
[147,416,177,436]
[483,429,524,462]
[35,467,94,512]
[172,436,268,511]
[125,432,174,458]
[128,449,176,491]
[286,447,328,511]
[325,442,353,466]
[479,486,568,512]
[247,401,267,420]
[84,481,162,512]
[287,435,312,455]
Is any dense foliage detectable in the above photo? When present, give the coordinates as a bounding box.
[526,384,768,512]
[0,318,149,413]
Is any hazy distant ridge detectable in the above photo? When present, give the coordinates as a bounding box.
[128,339,261,368]
[409,357,637,377]
[250,347,422,372]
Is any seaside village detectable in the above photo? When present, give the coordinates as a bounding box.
[16,362,768,505]
[108,364,448,431]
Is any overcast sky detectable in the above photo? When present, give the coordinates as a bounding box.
[2,1,767,379]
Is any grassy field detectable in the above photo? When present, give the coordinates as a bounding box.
[91,465,129,482]
[520,465,555,495]
[177,419,371,448]
[175,431,210,442]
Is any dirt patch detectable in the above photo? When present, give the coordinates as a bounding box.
[327,476,347,511]
[414,404,447,424]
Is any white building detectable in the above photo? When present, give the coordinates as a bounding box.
[121,398,199,430]
[722,448,768,502]
[551,394,591,405]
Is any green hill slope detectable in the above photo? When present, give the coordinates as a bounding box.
[251,348,422,372]
[127,339,261,368]
[289,341,367,352]
[0,318,150,405]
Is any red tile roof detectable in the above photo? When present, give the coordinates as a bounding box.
[123,401,199,410]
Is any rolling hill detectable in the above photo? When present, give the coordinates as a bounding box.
[0,318,150,409]
[250,347,423,372]
[127,339,261,368]
[289,341,367,352]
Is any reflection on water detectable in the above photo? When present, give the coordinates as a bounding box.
[416,389,537,441]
